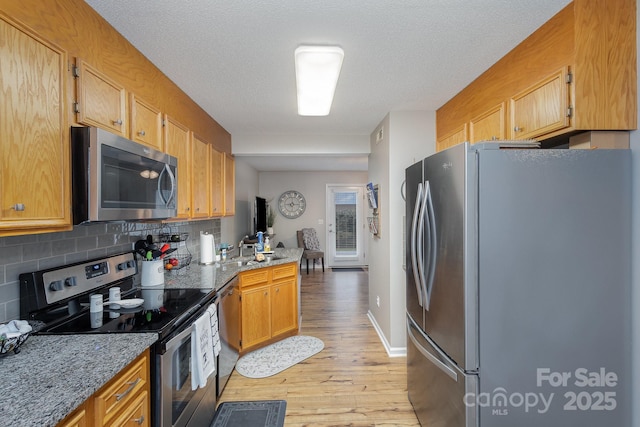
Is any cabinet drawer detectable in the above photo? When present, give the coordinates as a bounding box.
[95,354,148,425]
[107,390,148,427]
[272,263,296,281]
[240,269,270,287]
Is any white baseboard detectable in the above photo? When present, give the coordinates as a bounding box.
[367,310,407,357]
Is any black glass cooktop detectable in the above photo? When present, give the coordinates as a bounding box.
[39,288,214,336]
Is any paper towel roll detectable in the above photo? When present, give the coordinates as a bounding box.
[200,232,215,264]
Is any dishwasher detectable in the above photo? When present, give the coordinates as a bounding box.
[216,276,240,396]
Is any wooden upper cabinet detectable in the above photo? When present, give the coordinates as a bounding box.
[470,103,505,143]
[210,147,225,217]
[436,0,636,144]
[191,134,210,218]
[224,153,235,216]
[510,68,570,140]
[0,14,71,236]
[75,59,127,137]
[163,115,191,219]
[436,123,467,152]
[130,94,162,150]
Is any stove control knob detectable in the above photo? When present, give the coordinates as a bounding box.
[117,262,125,271]
[49,280,64,291]
[65,277,77,287]
[127,260,136,269]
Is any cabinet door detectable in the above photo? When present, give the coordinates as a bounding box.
[107,390,148,427]
[130,94,162,150]
[0,16,71,234]
[224,153,235,216]
[271,279,298,337]
[510,67,570,140]
[210,147,224,217]
[190,134,210,218]
[94,352,148,425]
[163,115,191,219]
[469,103,505,143]
[241,285,271,350]
[76,59,127,136]
[436,123,467,152]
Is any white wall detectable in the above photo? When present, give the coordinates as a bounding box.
[367,111,436,354]
[221,158,259,246]
[257,171,369,250]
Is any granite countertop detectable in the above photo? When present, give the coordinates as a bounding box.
[0,333,158,427]
[0,248,303,427]
[161,247,303,291]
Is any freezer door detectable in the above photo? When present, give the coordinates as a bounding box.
[422,143,477,370]
[407,316,478,427]
[405,161,426,326]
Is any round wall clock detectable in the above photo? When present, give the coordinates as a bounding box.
[278,190,306,219]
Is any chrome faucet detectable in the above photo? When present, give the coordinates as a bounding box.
[238,235,248,257]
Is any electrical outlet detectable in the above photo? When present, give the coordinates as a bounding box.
[376,296,380,307]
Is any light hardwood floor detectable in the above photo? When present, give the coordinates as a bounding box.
[218,267,420,426]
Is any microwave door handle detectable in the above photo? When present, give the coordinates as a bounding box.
[411,182,424,307]
[157,164,176,207]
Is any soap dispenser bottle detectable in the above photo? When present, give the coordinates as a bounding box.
[256,231,264,252]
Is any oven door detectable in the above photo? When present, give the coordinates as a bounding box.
[156,304,217,427]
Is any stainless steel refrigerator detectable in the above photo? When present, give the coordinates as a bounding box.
[405,142,631,427]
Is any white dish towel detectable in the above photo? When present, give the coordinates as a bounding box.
[191,311,215,390]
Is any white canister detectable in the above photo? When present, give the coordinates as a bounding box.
[89,294,103,313]
[141,260,165,287]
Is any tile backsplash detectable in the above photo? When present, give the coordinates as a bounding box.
[0,219,220,323]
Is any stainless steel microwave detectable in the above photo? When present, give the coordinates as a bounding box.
[71,126,177,224]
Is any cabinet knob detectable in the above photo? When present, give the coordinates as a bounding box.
[186,207,190,211]
[138,130,146,136]
[113,119,123,126]
[513,126,522,132]
[264,292,268,296]
[132,415,144,425]
[11,203,25,211]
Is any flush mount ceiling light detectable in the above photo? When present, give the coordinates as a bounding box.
[295,45,344,116]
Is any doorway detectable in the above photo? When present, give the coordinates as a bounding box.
[326,185,367,267]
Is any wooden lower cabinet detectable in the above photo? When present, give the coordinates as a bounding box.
[56,350,150,427]
[238,263,298,353]
[57,408,87,427]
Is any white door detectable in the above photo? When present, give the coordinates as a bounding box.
[326,185,366,267]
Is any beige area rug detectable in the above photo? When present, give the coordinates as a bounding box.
[235,335,324,378]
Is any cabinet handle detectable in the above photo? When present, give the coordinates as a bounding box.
[186,207,190,211]
[11,203,25,211]
[138,130,146,136]
[132,415,145,425]
[115,377,141,401]
[113,119,123,126]
[513,126,522,132]
[264,291,268,296]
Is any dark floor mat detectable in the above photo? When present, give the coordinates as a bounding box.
[211,400,286,427]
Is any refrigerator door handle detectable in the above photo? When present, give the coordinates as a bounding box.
[423,180,437,310]
[407,318,457,381]
[417,181,429,308]
[411,182,425,307]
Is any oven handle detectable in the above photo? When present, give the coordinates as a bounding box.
[163,321,195,354]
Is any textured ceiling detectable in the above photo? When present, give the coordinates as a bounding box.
[85,0,571,171]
